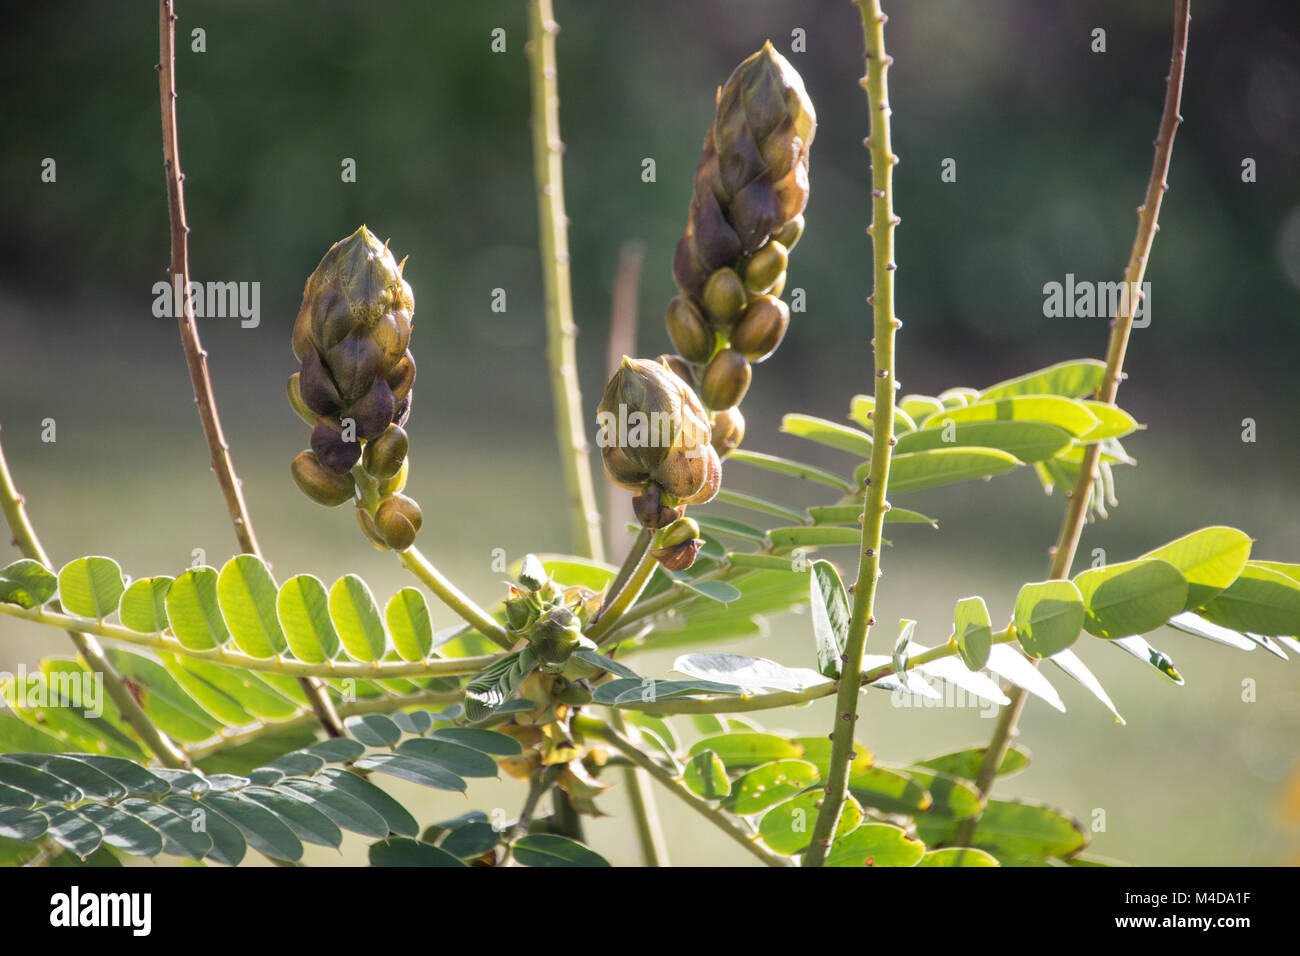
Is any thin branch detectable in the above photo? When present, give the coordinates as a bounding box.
[804,0,902,868]
[0,434,192,769]
[527,0,605,563]
[604,241,645,559]
[957,0,1192,846]
[576,716,794,867]
[157,0,343,737]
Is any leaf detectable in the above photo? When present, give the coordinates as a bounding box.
[430,727,523,756]
[1141,527,1254,611]
[940,798,1087,859]
[863,448,1021,493]
[910,645,1009,705]
[724,552,801,571]
[1074,558,1188,639]
[463,650,535,723]
[0,807,50,842]
[723,760,820,815]
[672,652,815,694]
[512,833,610,867]
[41,807,102,859]
[712,488,807,524]
[683,750,730,801]
[809,560,849,677]
[165,567,229,651]
[276,574,339,663]
[692,515,768,545]
[0,761,82,803]
[1048,648,1125,723]
[0,560,57,608]
[217,555,286,658]
[825,821,925,866]
[892,620,915,680]
[1013,580,1085,657]
[781,414,873,457]
[916,744,1030,781]
[1165,611,1256,651]
[517,554,548,590]
[4,754,125,801]
[76,804,164,858]
[369,837,466,867]
[1079,401,1140,441]
[761,792,861,855]
[319,768,418,837]
[1200,564,1300,636]
[242,786,343,849]
[102,649,222,742]
[276,779,388,839]
[344,713,402,748]
[56,557,124,619]
[980,359,1107,400]
[899,394,945,423]
[954,596,993,671]
[687,733,803,771]
[726,449,855,491]
[329,575,388,662]
[671,577,742,604]
[926,395,1100,437]
[198,791,303,862]
[986,645,1066,711]
[848,766,932,814]
[1112,636,1184,684]
[118,576,173,633]
[0,714,63,754]
[352,753,466,793]
[916,847,999,867]
[894,420,1073,463]
[386,588,434,662]
[849,395,917,432]
[791,737,874,780]
[396,738,499,779]
[767,526,862,548]
[525,555,617,593]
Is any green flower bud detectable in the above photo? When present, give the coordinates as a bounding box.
[355,506,389,551]
[518,554,549,592]
[555,681,593,706]
[772,214,804,251]
[700,348,752,411]
[701,268,747,328]
[658,353,697,389]
[374,493,423,551]
[665,296,714,364]
[362,424,409,481]
[286,373,315,427]
[743,240,789,294]
[709,405,745,458]
[310,419,361,475]
[377,456,409,496]
[731,294,790,363]
[505,586,540,631]
[768,270,787,298]
[632,482,683,530]
[291,450,356,507]
[529,607,588,674]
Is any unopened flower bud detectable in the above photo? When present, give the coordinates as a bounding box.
[659,354,697,389]
[362,424,409,481]
[374,493,423,551]
[710,405,745,457]
[700,348,752,410]
[731,294,790,363]
[377,456,409,496]
[632,482,683,530]
[286,373,315,427]
[652,517,704,572]
[311,419,361,475]
[772,214,804,251]
[743,240,789,294]
[529,607,589,674]
[291,450,356,507]
[665,296,714,364]
[701,268,747,328]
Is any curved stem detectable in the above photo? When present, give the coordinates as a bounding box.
[157,0,342,737]
[575,716,794,867]
[0,601,503,680]
[587,543,658,645]
[805,0,901,868]
[527,0,604,563]
[398,547,513,650]
[0,435,192,769]
[594,527,652,622]
[957,0,1191,847]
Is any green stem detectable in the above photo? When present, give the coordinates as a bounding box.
[0,433,192,769]
[0,601,503,680]
[527,0,604,563]
[805,0,901,868]
[596,527,652,619]
[956,0,1191,847]
[610,711,670,865]
[587,545,658,645]
[158,0,343,738]
[576,716,794,867]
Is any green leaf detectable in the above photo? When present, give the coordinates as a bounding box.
[761,792,861,855]
[1074,559,1187,638]
[687,733,803,771]
[329,575,388,662]
[848,766,932,814]
[790,737,873,780]
[56,557,124,619]
[980,359,1107,400]
[277,780,389,839]
[671,577,743,604]
[0,807,50,842]
[512,833,610,867]
[353,753,466,793]
[825,823,926,867]
[215,556,286,658]
[1200,563,1300,636]
[894,420,1072,464]
[41,807,102,859]
[892,620,915,680]
[386,588,434,662]
[463,650,535,723]
[165,567,229,651]
[915,745,1030,781]
[525,555,617,593]
[726,449,854,491]
[1049,648,1125,723]
[241,786,343,848]
[430,727,522,756]
[692,515,769,545]
[118,576,173,632]
[163,657,300,721]
[344,713,402,748]
[916,847,999,867]
[767,526,861,548]
[1013,580,1085,657]
[724,760,820,815]
[1142,526,1254,611]
[905,769,983,819]
[199,791,306,861]
[101,649,222,742]
[899,394,945,423]
[954,596,993,671]
[1079,401,1140,441]
[926,395,1100,437]
[369,837,466,867]
[673,652,811,692]
[849,395,917,432]
[0,560,57,608]
[276,574,339,663]
[724,552,801,571]
[683,750,730,801]
[76,804,165,858]
[712,488,807,524]
[396,738,499,778]
[941,798,1087,859]
[0,714,63,754]
[0,761,82,803]
[864,448,1021,493]
[781,414,872,457]
[810,560,849,677]
[1112,636,1184,684]
[319,768,418,837]
[4,754,125,801]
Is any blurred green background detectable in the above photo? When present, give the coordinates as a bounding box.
[1,0,1298,865]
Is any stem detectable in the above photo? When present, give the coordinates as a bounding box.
[957,0,1191,847]
[576,716,794,867]
[0,601,503,680]
[527,0,604,563]
[588,527,652,627]
[805,0,901,868]
[0,434,191,769]
[604,242,645,559]
[157,0,342,738]
[586,540,658,645]
[610,711,670,866]
[399,547,513,650]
